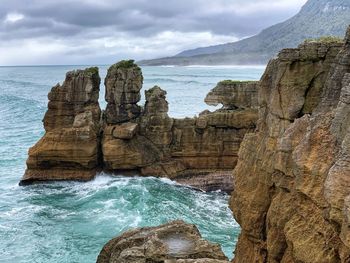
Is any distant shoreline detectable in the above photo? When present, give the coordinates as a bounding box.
[0,64,266,68]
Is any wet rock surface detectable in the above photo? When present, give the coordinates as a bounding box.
[96,220,229,263]
[230,27,350,262]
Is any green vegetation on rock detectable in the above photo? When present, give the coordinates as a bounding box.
[114,60,139,69]
[84,67,99,76]
[304,36,344,44]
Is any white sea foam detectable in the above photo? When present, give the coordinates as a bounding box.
[0,65,255,262]
[183,64,266,69]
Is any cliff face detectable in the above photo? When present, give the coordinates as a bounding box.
[230,28,350,262]
[21,61,258,192]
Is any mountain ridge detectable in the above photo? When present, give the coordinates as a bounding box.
[139,0,350,66]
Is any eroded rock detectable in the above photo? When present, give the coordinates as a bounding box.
[102,73,257,191]
[21,68,101,184]
[140,86,174,148]
[96,220,229,263]
[104,60,143,124]
[205,80,259,110]
[21,59,259,192]
[111,122,138,140]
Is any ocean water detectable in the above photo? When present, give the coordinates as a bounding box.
[0,65,264,262]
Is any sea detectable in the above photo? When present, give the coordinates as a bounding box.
[0,65,264,262]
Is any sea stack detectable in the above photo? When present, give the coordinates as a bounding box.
[21,60,259,192]
[104,60,143,124]
[21,68,102,184]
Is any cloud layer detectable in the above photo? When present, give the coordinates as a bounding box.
[0,0,307,65]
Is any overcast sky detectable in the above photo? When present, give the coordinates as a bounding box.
[0,0,308,66]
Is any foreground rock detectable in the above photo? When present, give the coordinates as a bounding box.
[96,220,229,263]
[22,60,259,192]
[230,28,350,262]
[21,68,101,184]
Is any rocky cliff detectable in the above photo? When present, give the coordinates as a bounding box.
[21,25,350,263]
[230,27,350,262]
[21,61,258,192]
[21,68,102,183]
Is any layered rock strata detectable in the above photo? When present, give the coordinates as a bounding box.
[21,61,258,192]
[21,68,101,184]
[96,220,229,263]
[205,80,259,110]
[230,29,350,262]
[104,60,143,124]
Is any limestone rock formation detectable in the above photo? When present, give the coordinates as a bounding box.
[104,60,143,124]
[21,59,259,192]
[205,80,259,110]
[21,68,101,184]
[101,63,259,192]
[140,86,174,148]
[230,28,350,262]
[96,220,229,263]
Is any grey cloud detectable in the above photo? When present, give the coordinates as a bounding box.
[0,0,305,39]
[0,0,307,65]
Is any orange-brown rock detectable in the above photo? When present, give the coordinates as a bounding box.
[205,80,259,110]
[100,61,259,192]
[96,220,229,263]
[21,68,101,184]
[230,28,350,262]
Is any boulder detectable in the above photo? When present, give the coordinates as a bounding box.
[102,132,161,170]
[111,122,138,140]
[96,220,229,263]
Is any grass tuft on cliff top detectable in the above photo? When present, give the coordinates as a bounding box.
[84,67,99,76]
[304,36,344,44]
[113,60,140,69]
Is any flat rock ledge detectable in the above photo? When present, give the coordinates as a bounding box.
[175,170,233,193]
[96,220,229,263]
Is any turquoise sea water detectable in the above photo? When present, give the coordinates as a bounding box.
[0,65,264,262]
